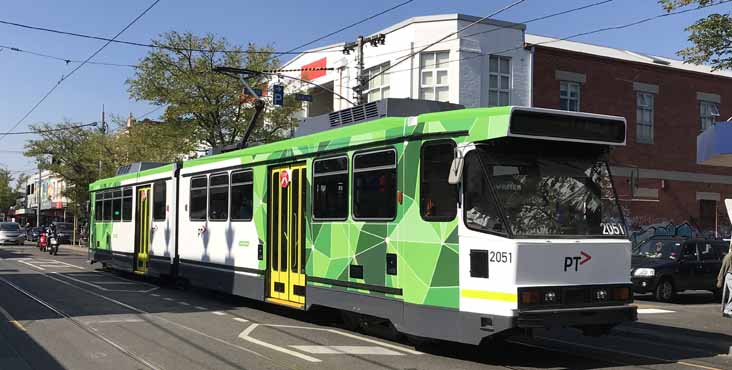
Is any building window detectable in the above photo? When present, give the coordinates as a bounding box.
[420,141,457,221]
[636,92,654,144]
[488,55,511,106]
[208,173,229,221]
[419,51,450,102]
[122,188,133,222]
[700,100,720,131]
[365,62,390,103]
[230,170,253,221]
[560,81,580,111]
[313,156,349,220]
[153,181,166,221]
[353,149,397,220]
[189,176,207,221]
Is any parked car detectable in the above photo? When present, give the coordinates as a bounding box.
[26,227,42,242]
[0,222,26,245]
[631,237,728,302]
[51,222,74,244]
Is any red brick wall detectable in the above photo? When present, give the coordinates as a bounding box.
[532,46,732,236]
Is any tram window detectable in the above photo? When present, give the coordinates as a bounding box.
[209,173,229,221]
[190,176,207,221]
[353,149,397,220]
[313,156,348,220]
[113,190,122,222]
[463,152,506,235]
[103,195,113,222]
[231,170,253,221]
[153,181,167,221]
[95,194,103,222]
[122,188,133,222]
[420,141,457,221]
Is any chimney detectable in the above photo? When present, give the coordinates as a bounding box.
[127,112,134,128]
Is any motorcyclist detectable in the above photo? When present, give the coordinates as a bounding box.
[46,224,59,254]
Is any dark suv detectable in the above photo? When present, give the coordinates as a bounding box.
[51,222,74,244]
[631,237,728,302]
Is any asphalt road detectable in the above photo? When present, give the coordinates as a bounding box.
[1,244,731,370]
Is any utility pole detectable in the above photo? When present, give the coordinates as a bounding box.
[36,163,41,227]
[343,34,385,105]
[98,104,106,178]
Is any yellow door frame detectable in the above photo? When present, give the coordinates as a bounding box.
[267,164,306,308]
[135,186,151,274]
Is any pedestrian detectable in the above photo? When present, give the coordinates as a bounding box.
[718,243,732,318]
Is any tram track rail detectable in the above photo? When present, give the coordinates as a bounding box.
[0,274,164,370]
[6,248,726,370]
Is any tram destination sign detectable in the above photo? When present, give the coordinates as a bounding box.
[510,110,626,144]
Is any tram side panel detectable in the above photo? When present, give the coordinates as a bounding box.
[90,189,136,271]
[176,166,265,301]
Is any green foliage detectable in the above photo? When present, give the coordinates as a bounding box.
[0,168,16,212]
[127,32,302,148]
[24,119,195,215]
[659,0,732,70]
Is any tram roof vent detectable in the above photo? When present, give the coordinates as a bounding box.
[115,162,168,176]
[295,98,463,137]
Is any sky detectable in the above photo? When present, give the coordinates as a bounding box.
[0,0,727,177]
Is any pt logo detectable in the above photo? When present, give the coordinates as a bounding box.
[564,251,592,272]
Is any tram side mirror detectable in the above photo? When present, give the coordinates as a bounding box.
[448,154,464,185]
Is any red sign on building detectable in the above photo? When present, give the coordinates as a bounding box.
[301,58,327,81]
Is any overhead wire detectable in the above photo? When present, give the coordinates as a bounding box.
[360,0,615,61]
[364,0,528,85]
[0,0,161,142]
[0,121,98,136]
[0,43,137,67]
[367,0,732,78]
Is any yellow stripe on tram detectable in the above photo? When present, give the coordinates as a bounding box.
[461,289,517,303]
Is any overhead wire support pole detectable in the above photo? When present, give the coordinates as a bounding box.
[343,33,385,105]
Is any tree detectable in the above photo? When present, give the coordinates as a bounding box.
[660,0,732,70]
[0,169,16,213]
[127,32,302,149]
[24,118,194,218]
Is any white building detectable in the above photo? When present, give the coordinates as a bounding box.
[281,14,532,116]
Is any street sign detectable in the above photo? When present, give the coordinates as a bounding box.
[294,93,313,102]
[273,85,284,106]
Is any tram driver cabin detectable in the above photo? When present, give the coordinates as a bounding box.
[89,99,636,345]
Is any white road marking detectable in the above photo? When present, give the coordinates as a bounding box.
[85,319,145,325]
[290,345,402,355]
[57,273,158,293]
[163,297,174,301]
[194,306,207,310]
[38,272,271,361]
[239,324,321,363]
[638,308,675,314]
[89,281,138,285]
[233,318,249,323]
[265,324,423,355]
[16,259,45,270]
[178,301,191,306]
[151,294,160,297]
[212,311,227,316]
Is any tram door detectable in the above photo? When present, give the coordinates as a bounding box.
[134,186,151,274]
[267,164,306,307]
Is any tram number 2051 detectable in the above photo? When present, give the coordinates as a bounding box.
[601,223,626,235]
[489,251,512,263]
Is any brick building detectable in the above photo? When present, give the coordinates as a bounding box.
[527,35,732,237]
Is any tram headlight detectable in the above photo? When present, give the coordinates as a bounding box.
[543,290,557,304]
[633,268,655,277]
[595,289,608,302]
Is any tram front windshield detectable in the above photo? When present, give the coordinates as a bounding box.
[464,141,625,238]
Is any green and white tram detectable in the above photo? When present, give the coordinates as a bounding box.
[89,102,636,344]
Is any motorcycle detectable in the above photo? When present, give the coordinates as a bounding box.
[48,235,59,255]
[38,232,47,252]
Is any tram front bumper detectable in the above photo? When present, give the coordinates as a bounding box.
[516,305,637,329]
